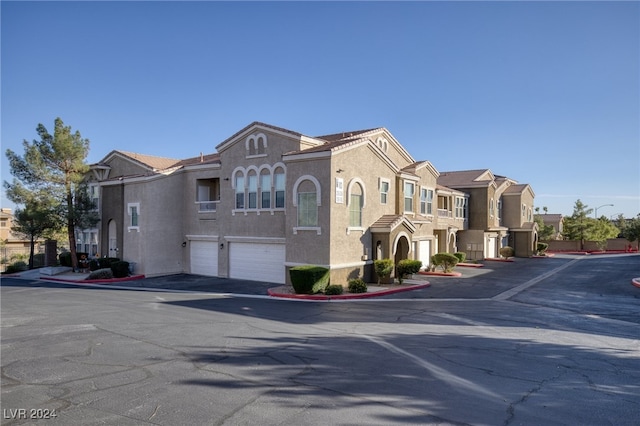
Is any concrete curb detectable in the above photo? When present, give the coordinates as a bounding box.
[268,282,431,300]
[41,274,146,284]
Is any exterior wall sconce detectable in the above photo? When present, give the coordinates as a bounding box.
[224,177,230,181]
[220,243,224,249]
[182,241,187,247]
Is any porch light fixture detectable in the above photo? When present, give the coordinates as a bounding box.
[182,241,187,247]
[220,243,224,249]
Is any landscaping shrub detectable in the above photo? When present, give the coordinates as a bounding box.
[59,252,72,267]
[110,261,130,278]
[5,261,28,274]
[499,246,514,259]
[99,257,120,269]
[536,242,549,255]
[431,253,459,273]
[348,278,368,293]
[453,252,466,263]
[396,259,422,284]
[86,268,114,280]
[324,284,344,295]
[289,265,330,294]
[89,259,101,271]
[373,259,394,284]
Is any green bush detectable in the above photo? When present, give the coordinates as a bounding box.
[536,242,549,255]
[499,246,514,259]
[289,265,330,294]
[453,252,466,263]
[396,259,422,284]
[86,268,114,280]
[89,259,101,271]
[348,278,368,293]
[59,252,72,267]
[59,252,90,267]
[110,261,130,278]
[324,284,344,295]
[5,261,28,274]
[432,253,459,273]
[373,259,394,284]
[98,257,120,269]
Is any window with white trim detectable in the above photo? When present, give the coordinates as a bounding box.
[379,179,389,204]
[455,196,466,219]
[298,192,318,226]
[349,185,363,227]
[235,174,245,209]
[274,169,285,208]
[404,181,415,213]
[247,172,257,209]
[260,173,271,209]
[490,198,495,217]
[420,188,434,215]
[127,203,140,231]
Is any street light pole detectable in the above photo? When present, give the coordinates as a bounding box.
[594,204,614,218]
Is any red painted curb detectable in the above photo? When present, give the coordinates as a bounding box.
[418,271,462,277]
[632,278,640,289]
[268,282,431,300]
[484,258,515,262]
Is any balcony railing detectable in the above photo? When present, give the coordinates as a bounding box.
[196,200,219,212]
[437,209,452,218]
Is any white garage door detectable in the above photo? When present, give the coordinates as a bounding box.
[190,240,218,276]
[230,242,285,284]
[418,240,431,269]
[486,237,497,259]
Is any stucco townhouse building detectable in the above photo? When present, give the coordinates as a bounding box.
[83,122,537,284]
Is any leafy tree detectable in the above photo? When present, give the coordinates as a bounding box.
[563,200,619,248]
[11,200,61,269]
[618,214,640,248]
[5,118,95,270]
[534,215,556,240]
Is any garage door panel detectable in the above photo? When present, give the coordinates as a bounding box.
[190,240,218,276]
[419,240,431,269]
[230,243,285,284]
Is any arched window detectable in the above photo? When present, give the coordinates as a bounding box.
[247,170,258,209]
[246,133,268,157]
[293,175,321,233]
[274,167,286,208]
[234,170,245,209]
[260,170,271,209]
[347,178,366,229]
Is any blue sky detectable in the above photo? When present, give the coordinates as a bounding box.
[2,1,638,218]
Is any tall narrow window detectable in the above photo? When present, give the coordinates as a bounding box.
[420,188,427,215]
[261,173,271,209]
[274,170,285,208]
[349,193,363,226]
[490,198,495,217]
[247,173,257,209]
[427,189,434,215]
[130,206,138,226]
[298,192,317,226]
[380,180,389,204]
[235,175,245,209]
[404,182,414,213]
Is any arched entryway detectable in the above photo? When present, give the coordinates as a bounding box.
[393,233,411,276]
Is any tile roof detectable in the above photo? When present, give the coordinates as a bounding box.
[178,152,221,167]
[437,169,493,187]
[115,150,181,171]
[315,128,382,143]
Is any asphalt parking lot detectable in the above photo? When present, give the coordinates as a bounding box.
[2,253,639,425]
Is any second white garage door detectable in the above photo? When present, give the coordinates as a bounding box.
[229,242,286,284]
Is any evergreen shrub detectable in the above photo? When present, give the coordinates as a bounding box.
[432,253,459,273]
[453,252,466,263]
[86,268,113,280]
[396,259,422,284]
[289,265,330,294]
[348,278,368,293]
[499,246,515,259]
[110,261,130,278]
[324,284,344,295]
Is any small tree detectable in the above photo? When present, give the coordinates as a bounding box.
[396,259,422,284]
[499,246,514,259]
[618,214,640,249]
[11,201,61,269]
[374,259,394,284]
[431,253,459,273]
